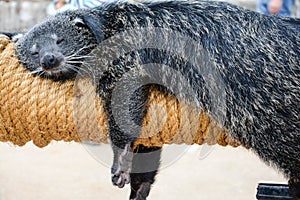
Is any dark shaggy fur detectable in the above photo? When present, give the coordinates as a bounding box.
[15,1,299,199]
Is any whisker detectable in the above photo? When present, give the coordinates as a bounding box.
[66,61,84,64]
[66,64,87,75]
[30,67,43,75]
[67,55,94,60]
[65,45,95,59]
[37,70,46,77]
[65,64,93,77]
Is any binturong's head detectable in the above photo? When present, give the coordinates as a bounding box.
[15,9,104,81]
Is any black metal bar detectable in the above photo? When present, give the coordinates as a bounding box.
[256,183,293,200]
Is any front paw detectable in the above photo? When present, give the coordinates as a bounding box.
[112,170,131,188]
[111,143,133,188]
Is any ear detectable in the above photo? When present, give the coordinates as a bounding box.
[73,14,104,44]
[0,32,24,42]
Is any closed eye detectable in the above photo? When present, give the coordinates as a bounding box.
[31,51,39,57]
[30,44,39,57]
[57,38,64,45]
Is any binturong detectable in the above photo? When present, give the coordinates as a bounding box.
[15,1,300,199]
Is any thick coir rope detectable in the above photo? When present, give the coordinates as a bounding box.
[0,35,240,148]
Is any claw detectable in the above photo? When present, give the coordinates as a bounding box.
[111,143,133,188]
[112,171,131,188]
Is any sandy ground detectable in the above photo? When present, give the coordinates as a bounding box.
[0,142,286,200]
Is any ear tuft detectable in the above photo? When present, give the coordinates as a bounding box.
[72,17,87,28]
[11,33,24,43]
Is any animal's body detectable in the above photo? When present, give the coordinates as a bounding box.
[15,0,300,199]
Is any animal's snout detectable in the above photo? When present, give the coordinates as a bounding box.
[41,53,61,70]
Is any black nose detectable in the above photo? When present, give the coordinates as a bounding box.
[41,53,60,70]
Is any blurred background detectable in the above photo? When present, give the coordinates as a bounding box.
[0,0,299,32]
[0,143,288,200]
[0,0,299,199]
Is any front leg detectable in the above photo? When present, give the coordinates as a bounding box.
[109,116,135,188]
[111,143,133,188]
[107,85,156,185]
